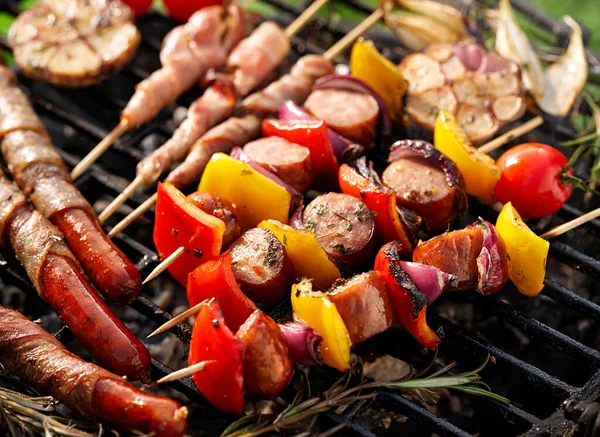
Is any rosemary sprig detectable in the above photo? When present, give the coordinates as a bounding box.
[221,355,509,437]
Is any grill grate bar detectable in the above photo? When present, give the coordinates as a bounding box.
[542,280,600,324]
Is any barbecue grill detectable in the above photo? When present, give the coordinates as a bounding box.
[0,0,599,435]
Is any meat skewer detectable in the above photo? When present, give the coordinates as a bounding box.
[108,8,385,239]
[0,172,151,382]
[0,305,186,436]
[69,3,246,181]
[138,9,386,283]
[0,65,142,305]
[97,0,332,223]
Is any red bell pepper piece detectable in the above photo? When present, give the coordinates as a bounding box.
[374,241,440,350]
[339,164,415,252]
[262,119,339,190]
[154,182,225,286]
[188,298,246,414]
[187,251,256,332]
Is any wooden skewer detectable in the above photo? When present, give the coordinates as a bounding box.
[540,207,600,239]
[478,116,544,155]
[71,120,128,181]
[148,299,208,338]
[285,0,330,39]
[143,246,185,284]
[157,360,214,384]
[107,6,386,238]
[98,176,144,224]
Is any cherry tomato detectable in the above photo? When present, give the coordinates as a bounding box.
[495,143,573,218]
[122,0,153,16]
[163,0,222,22]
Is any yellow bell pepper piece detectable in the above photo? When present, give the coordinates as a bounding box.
[292,279,351,371]
[350,39,407,121]
[199,153,291,230]
[258,220,341,290]
[496,202,549,297]
[434,111,501,205]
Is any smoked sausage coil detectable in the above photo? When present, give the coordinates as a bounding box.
[0,66,141,305]
[0,305,186,436]
[0,173,151,382]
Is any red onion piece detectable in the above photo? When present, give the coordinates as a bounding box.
[478,51,513,74]
[230,147,303,211]
[279,316,322,366]
[313,74,392,145]
[277,100,363,162]
[454,44,486,71]
[466,220,509,295]
[400,261,457,304]
[388,139,468,217]
[289,205,305,230]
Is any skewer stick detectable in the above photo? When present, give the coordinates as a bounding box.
[71,120,128,181]
[157,360,214,384]
[322,8,384,61]
[478,116,544,155]
[98,176,144,224]
[143,246,185,284]
[540,207,600,239]
[148,299,208,338]
[285,0,330,39]
[108,192,158,238]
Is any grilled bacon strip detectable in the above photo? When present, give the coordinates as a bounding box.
[0,66,141,305]
[8,0,140,87]
[0,173,151,382]
[0,305,186,436]
[135,21,290,185]
[165,55,335,189]
[121,4,245,129]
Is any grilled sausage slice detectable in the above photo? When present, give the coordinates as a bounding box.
[243,137,313,193]
[187,191,241,249]
[302,193,375,268]
[328,272,395,344]
[8,0,140,87]
[304,88,380,147]
[229,228,294,305]
[0,306,186,437]
[236,310,293,397]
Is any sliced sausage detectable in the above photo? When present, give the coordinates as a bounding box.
[236,309,293,397]
[302,193,375,268]
[243,137,313,193]
[229,228,294,305]
[328,271,395,344]
[412,227,485,291]
[187,191,241,249]
[304,88,379,146]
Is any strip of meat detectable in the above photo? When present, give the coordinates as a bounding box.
[243,137,313,193]
[121,4,244,128]
[236,309,293,397]
[187,191,241,249]
[302,193,375,268]
[0,306,186,436]
[328,271,395,344]
[8,0,140,87]
[304,88,380,146]
[0,174,151,382]
[166,55,335,189]
[0,66,141,305]
[229,228,294,305]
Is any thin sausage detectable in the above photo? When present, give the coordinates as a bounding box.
[243,137,313,193]
[302,193,375,268]
[187,191,241,249]
[229,228,294,305]
[304,88,380,146]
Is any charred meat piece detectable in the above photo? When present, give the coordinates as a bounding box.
[328,272,395,344]
[304,88,380,146]
[187,192,241,249]
[0,305,186,436]
[302,193,375,268]
[243,137,313,193]
[8,0,140,87]
[229,228,294,305]
[236,310,293,397]
[384,140,468,232]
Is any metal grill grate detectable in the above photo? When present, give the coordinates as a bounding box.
[0,1,599,435]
